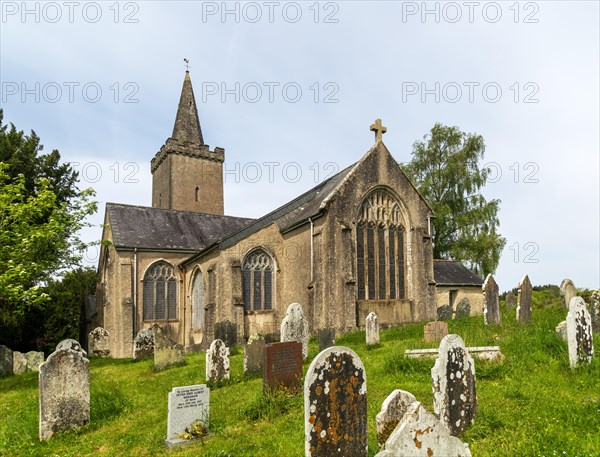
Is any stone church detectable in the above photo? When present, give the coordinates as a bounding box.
[96,71,480,358]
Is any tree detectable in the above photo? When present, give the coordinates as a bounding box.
[404,123,505,276]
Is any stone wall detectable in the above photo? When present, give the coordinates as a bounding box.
[436,286,484,317]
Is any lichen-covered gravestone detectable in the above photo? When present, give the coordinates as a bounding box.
[366,312,380,345]
[154,326,184,370]
[560,278,577,309]
[12,351,28,374]
[133,324,158,360]
[56,339,86,353]
[424,321,448,344]
[280,303,309,359]
[317,328,335,351]
[455,298,470,319]
[431,334,477,436]
[88,327,110,357]
[516,275,532,324]
[505,291,516,310]
[24,351,45,372]
[375,389,416,449]
[304,346,367,457]
[555,321,567,341]
[0,345,13,376]
[566,297,594,368]
[39,341,90,440]
[437,305,453,321]
[483,274,501,325]
[165,384,210,448]
[214,320,237,348]
[206,339,230,382]
[244,334,266,375]
[590,290,600,331]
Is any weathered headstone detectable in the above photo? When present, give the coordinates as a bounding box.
[516,275,532,324]
[24,351,44,372]
[375,401,472,457]
[133,324,158,360]
[431,334,477,436]
[305,346,367,456]
[505,291,516,310]
[262,341,302,394]
[0,345,13,376]
[590,290,600,331]
[566,297,594,368]
[555,321,567,341]
[280,303,309,359]
[424,321,448,344]
[437,304,453,321]
[154,326,184,370]
[214,320,237,348]
[560,278,577,309]
[56,339,86,354]
[206,339,230,382]
[88,327,110,357]
[12,351,28,374]
[455,298,470,319]
[366,312,380,345]
[317,328,335,351]
[376,389,417,449]
[39,345,90,440]
[165,384,210,448]
[483,274,501,325]
[244,334,266,375]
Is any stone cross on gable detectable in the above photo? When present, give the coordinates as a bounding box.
[184,58,190,71]
[370,118,387,142]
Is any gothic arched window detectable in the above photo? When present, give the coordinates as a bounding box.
[356,189,406,300]
[143,261,178,320]
[242,249,273,311]
[191,269,204,330]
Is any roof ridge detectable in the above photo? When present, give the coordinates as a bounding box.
[105,202,255,220]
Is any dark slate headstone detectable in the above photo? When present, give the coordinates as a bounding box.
[437,305,452,321]
[317,328,335,352]
[0,345,13,376]
[214,320,237,348]
[483,274,501,325]
[304,346,367,457]
[505,291,516,310]
[262,342,302,394]
[516,275,532,324]
[455,298,471,319]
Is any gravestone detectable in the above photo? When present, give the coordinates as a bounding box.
[555,321,567,341]
[0,345,13,376]
[375,401,472,457]
[424,321,448,344]
[590,290,600,331]
[516,275,532,324]
[88,327,110,357]
[317,328,335,351]
[214,320,237,348]
[206,339,230,382]
[154,326,184,370]
[280,303,309,359]
[431,334,477,436]
[566,297,594,368]
[12,351,28,374]
[376,389,417,449]
[366,312,380,345]
[39,345,90,440]
[56,339,86,354]
[483,274,501,325]
[560,278,577,309]
[262,341,302,394]
[437,304,453,321]
[24,351,44,372]
[304,346,367,456]
[133,324,158,360]
[455,298,470,319]
[505,291,516,310]
[244,334,266,375]
[165,384,210,448]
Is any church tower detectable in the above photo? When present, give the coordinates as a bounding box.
[151,71,224,214]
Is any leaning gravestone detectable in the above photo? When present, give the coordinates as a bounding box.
[375,401,472,457]
[39,341,90,440]
[437,304,453,321]
[280,303,309,359]
[424,321,448,344]
[133,324,158,360]
[12,351,28,374]
[560,278,577,309]
[366,312,380,345]
[516,275,532,324]
[317,328,335,351]
[455,298,471,319]
[566,297,594,368]
[262,341,302,394]
[88,327,110,357]
[214,320,237,348]
[154,326,184,370]
[206,339,230,382]
[24,351,44,372]
[244,334,266,375]
[590,290,600,331]
[505,291,516,310]
[483,274,501,325]
[165,384,210,448]
[0,345,13,376]
[431,334,477,436]
[305,346,367,457]
[376,389,417,449]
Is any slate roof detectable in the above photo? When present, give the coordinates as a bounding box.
[433,260,484,286]
[106,203,255,251]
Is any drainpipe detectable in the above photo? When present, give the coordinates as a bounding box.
[309,218,314,282]
[181,267,186,346]
[427,216,432,237]
[133,248,138,338]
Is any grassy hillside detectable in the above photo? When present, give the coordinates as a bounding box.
[1,293,599,457]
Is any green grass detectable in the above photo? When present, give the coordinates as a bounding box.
[1,296,599,456]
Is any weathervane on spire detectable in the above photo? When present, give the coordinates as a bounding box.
[184,58,190,72]
[370,118,387,142]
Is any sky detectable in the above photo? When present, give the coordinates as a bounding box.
[1,1,599,291]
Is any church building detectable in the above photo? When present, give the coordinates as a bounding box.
[96,71,450,358]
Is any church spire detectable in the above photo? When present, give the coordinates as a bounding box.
[171,70,204,146]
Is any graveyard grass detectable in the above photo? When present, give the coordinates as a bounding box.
[1,291,599,456]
